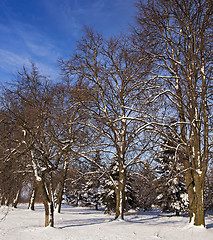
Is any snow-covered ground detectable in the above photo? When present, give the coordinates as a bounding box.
[0,204,213,240]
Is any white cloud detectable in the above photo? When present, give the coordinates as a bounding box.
[36,62,59,80]
[26,41,56,58]
[9,20,60,59]
[0,49,59,81]
[0,49,30,72]
[0,18,61,81]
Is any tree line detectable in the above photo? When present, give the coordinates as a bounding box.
[0,0,212,227]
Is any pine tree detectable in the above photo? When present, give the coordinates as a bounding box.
[155,121,188,216]
[102,159,137,214]
[102,160,118,214]
[63,163,86,207]
[124,171,137,211]
[82,151,104,210]
[132,162,156,211]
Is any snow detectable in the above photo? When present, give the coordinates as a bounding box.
[196,169,202,176]
[0,204,213,240]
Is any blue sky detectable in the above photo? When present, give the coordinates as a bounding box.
[0,0,136,84]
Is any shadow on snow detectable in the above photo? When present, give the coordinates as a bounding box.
[58,218,113,229]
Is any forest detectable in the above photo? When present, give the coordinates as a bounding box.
[0,0,212,229]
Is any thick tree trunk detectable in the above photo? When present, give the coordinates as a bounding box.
[193,175,205,226]
[37,180,54,227]
[43,200,54,227]
[185,166,205,226]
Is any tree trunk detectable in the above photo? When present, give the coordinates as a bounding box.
[31,153,54,227]
[56,184,64,214]
[43,201,54,227]
[115,167,125,220]
[36,179,54,227]
[185,165,205,226]
[175,210,180,216]
[193,175,205,226]
[56,161,68,213]
[28,183,38,211]
[0,195,5,206]
[12,189,21,208]
[5,195,11,206]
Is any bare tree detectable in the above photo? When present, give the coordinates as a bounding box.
[134,0,213,226]
[60,28,156,220]
[1,64,74,227]
[0,110,29,208]
[52,82,89,213]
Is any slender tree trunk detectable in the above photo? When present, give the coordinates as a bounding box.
[115,167,125,220]
[56,161,68,213]
[12,189,21,208]
[28,182,38,211]
[56,185,63,214]
[175,210,180,216]
[0,195,5,206]
[5,195,11,206]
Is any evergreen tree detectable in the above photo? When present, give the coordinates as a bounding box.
[63,162,87,207]
[155,121,188,215]
[82,151,104,210]
[102,159,137,214]
[124,171,137,211]
[132,162,156,211]
[102,160,118,214]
